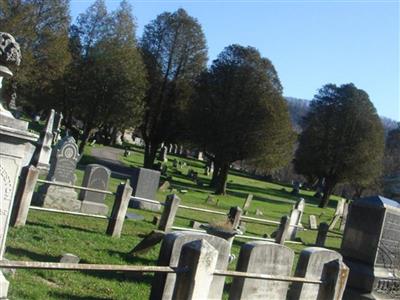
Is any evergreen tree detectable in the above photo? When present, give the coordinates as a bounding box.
[294,83,384,207]
[140,8,207,168]
[190,45,294,194]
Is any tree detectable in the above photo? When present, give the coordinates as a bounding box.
[72,0,147,153]
[384,123,400,176]
[189,45,294,194]
[140,8,207,168]
[0,0,71,111]
[294,83,384,207]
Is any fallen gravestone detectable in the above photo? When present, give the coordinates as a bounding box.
[60,253,80,264]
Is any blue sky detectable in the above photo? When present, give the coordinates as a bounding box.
[70,0,400,121]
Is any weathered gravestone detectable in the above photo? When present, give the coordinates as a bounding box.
[229,241,294,300]
[150,231,230,300]
[79,164,110,215]
[129,167,161,212]
[158,146,167,162]
[287,208,302,240]
[35,109,55,172]
[0,32,39,299]
[341,196,400,299]
[40,136,81,211]
[295,197,305,225]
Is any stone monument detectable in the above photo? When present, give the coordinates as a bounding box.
[79,164,110,215]
[129,167,161,211]
[341,195,400,299]
[0,32,38,299]
[52,111,63,144]
[40,136,81,211]
[35,108,55,172]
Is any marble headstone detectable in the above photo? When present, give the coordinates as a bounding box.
[341,195,400,298]
[40,136,81,211]
[79,164,110,215]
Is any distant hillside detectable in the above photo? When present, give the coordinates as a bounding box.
[284,96,397,136]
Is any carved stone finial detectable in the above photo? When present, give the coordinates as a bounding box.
[0,32,21,78]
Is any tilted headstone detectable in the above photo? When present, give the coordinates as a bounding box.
[289,247,343,299]
[35,109,55,172]
[295,198,305,224]
[287,208,301,240]
[40,136,81,211]
[229,241,294,300]
[341,196,400,297]
[150,231,230,300]
[79,164,110,215]
[242,194,253,215]
[129,167,161,211]
[339,202,349,231]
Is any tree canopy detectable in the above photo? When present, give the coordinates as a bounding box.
[294,83,385,207]
[190,44,294,194]
[140,8,207,168]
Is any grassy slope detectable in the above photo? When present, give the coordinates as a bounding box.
[5,145,343,299]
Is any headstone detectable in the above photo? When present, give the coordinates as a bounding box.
[115,131,123,145]
[60,253,80,264]
[125,213,144,221]
[242,194,253,215]
[158,146,167,162]
[287,208,301,240]
[178,145,184,156]
[341,196,400,298]
[128,167,161,211]
[158,180,170,192]
[0,32,39,299]
[79,164,110,215]
[289,247,344,300]
[197,151,204,161]
[189,220,204,230]
[229,241,294,300]
[335,198,345,216]
[309,215,318,230]
[339,202,349,231]
[314,177,325,199]
[149,231,230,300]
[295,197,305,225]
[35,109,55,172]
[40,136,81,211]
[52,112,63,144]
[167,144,173,153]
[255,209,263,216]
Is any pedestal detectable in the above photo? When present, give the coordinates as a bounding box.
[0,116,38,299]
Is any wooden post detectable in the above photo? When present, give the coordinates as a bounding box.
[319,259,349,300]
[227,206,242,230]
[316,222,329,247]
[106,180,132,237]
[158,194,181,232]
[11,165,39,227]
[275,215,290,245]
[172,239,218,300]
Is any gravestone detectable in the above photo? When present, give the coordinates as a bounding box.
[0,32,39,299]
[197,151,204,161]
[158,146,167,162]
[291,181,301,195]
[52,112,63,144]
[79,164,110,215]
[129,167,161,212]
[242,194,253,215]
[287,208,302,240]
[150,231,230,300]
[309,215,318,230]
[229,242,294,300]
[35,109,55,172]
[40,136,81,211]
[341,195,400,299]
[295,198,305,225]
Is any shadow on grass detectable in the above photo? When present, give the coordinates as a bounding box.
[50,292,113,300]
[58,224,102,235]
[6,247,59,262]
[26,221,55,230]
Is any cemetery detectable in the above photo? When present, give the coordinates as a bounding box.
[0,2,399,300]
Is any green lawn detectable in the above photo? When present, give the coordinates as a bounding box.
[4,144,343,299]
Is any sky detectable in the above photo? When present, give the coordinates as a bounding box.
[70,0,400,121]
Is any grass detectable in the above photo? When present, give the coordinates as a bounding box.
[4,144,344,299]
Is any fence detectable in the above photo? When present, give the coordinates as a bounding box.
[0,232,349,300]
[11,165,132,238]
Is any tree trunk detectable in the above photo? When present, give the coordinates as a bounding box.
[318,179,336,208]
[215,162,229,195]
[143,140,158,169]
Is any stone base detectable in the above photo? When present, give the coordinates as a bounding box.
[42,186,81,211]
[80,201,108,216]
[129,199,161,212]
[0,271,9,299]
[344,287,396,300]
